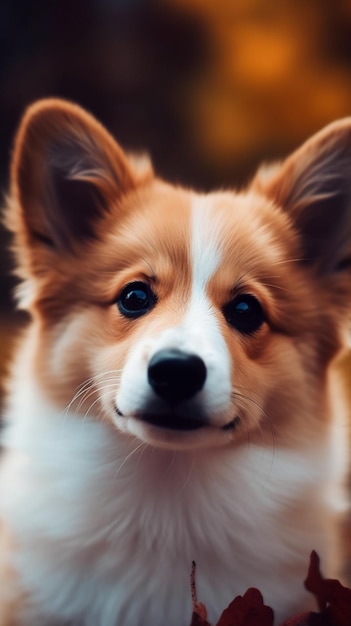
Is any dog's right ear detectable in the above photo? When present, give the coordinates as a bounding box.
[7,99,152,258]
[252,119,351,278]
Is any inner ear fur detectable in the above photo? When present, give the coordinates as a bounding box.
[253,119,351,276]
[9,99,153,253]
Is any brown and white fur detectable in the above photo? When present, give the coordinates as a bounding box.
[0,100,350,625]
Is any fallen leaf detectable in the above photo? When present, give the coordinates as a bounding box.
[304,551,351,626]
[216,588,274,626]
[188,552,351,626]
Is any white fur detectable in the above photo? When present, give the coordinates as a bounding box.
[190,194,222,291]
[0,366,339,626]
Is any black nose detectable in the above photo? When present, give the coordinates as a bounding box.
[147,349,207,404]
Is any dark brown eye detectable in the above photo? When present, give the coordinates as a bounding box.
[223,294,265,335]
[117,282,157,318]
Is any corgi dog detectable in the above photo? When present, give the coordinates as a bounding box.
[0,99,350,626]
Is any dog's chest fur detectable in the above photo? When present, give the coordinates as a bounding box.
[0,379,334,626]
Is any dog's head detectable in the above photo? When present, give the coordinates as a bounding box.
[7,100,351,450]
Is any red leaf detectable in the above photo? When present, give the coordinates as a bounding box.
[216,588,274,626]
[188,552,351,626]
[305,552,327,613]
[304,551,351,626]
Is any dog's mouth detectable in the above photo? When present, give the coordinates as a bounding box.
[115,405,239,433]
[140,413,206,431]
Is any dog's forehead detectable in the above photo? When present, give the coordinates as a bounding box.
[192,190,293,281]
[103,183,293,288]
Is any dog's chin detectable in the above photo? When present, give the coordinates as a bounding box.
[113,409,240,451]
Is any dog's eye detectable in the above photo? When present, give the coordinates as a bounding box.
[223,294,265,335]
[117,282,157,318]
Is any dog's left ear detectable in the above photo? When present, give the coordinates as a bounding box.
[253,119,351,277]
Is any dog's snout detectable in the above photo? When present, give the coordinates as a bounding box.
[147,349,207,404]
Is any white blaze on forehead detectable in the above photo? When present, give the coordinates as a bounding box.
[116,193,233,424]
[187,193,227,334]
[190,194,222,291]
[185,194,232,415]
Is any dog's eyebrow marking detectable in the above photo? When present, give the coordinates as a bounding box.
[190,194,222,293]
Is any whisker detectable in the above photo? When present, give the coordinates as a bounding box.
[232,384,265,401]
[80,385,119,420]
[75,380,120,415]
[175,453,195,499]
[163,451,176,479]
[232,390,277,454]
[114,442,147,478]
[232,390,277,482]
[64,371,122,415]
[75,370,122,395]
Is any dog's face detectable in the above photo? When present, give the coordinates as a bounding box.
[7,101,351,451]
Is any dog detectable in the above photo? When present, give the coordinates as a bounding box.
[0,99,350,626]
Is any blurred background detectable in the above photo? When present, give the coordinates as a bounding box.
[0,0,351,577]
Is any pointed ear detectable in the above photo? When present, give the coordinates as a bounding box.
[9,99,152,254]
[252,119,351,275]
